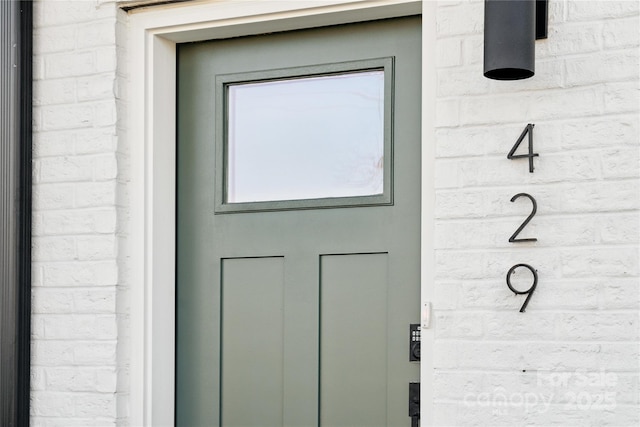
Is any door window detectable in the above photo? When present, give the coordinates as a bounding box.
[216,58,394,212]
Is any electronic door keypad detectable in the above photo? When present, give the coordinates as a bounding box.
[409,324,420,361]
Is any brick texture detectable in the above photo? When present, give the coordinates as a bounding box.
[433,1,639,425]
[31,0,123,425]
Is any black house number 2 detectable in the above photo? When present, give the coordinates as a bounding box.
[506,124,539,312]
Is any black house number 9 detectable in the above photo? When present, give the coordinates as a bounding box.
[506,124,539,312]
[506,264,538,313]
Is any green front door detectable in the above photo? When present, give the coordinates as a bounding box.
[177,16,422,427]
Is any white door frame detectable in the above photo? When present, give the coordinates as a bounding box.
[127,1,435,425]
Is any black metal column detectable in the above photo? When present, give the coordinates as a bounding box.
[1,1,32,426]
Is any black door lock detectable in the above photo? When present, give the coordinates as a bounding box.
[409,382,420,427]
[410,324,421,361]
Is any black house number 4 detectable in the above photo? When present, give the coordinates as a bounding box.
[506,124,539,312]
[507,123,539,173]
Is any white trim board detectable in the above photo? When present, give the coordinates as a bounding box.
[127,1,435,425]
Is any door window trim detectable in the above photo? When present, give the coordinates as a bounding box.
[127,1,433,425]
[215,57,394,213]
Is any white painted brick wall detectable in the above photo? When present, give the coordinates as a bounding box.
[32,0,123,425]
[29,0,639,426]
[433,1,639,426]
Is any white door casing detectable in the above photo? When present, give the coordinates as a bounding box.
[126,1,435,425]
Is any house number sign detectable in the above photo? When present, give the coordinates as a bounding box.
[506,124,539,312]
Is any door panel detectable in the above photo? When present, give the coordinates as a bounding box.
[177,16,421,427]
[320,253,389,426]
[221,257,285,427]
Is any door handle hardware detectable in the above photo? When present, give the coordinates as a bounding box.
[409,324,421,361]
[409,382,420,427]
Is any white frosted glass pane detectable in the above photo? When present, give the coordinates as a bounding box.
[226,70,385,203]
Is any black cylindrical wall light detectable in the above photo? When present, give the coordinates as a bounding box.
[484,0,537,80]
